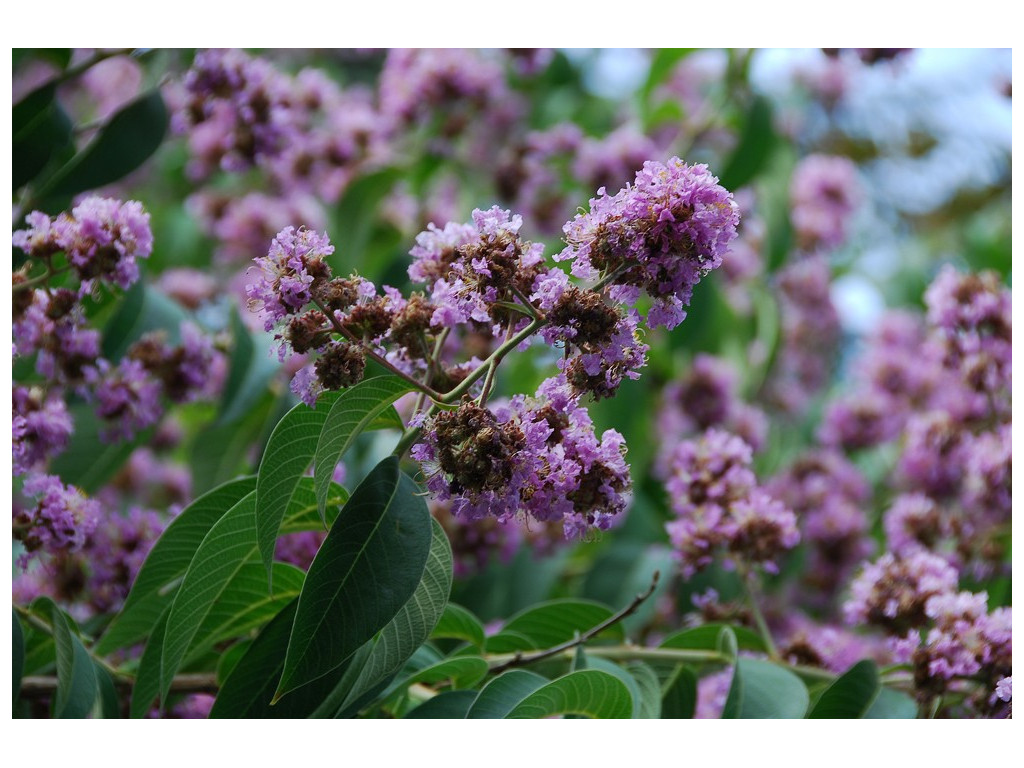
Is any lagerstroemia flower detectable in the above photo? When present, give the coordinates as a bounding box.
[663,428,798,577]
[789,153,860,252]
[13,386,73,476]
[412,375,630,538]
[15,474,100,566]
[559,157,739,330]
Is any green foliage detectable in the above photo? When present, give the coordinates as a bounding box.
[34,89,169,208]
[484,599,624,653]
[13,610,25,705]
[275,457,432,699]
[465,670,548,719]
[431,604,486,650]
[863,686,919,719]
[661,665,698,719]
[504,669,633,719]
[313,375,415,522]
[35,598,97,719]
[806,660,881,719]
[12,83,73,191]
[722,658,810,719]
[98,476,257,654]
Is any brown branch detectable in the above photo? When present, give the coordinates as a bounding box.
[489,570,661,674]
[18,673,219,699]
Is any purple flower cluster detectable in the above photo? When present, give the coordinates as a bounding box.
[789,154,860,252]
[13,386,73,476]
[843,550,959,634]
[83,507,166,613]
[15,475,100,566]
[663,429,798,578]
[413,375,631,539]
[656,354,767,468]
[559,157,740,330]
[13,197,153,290]
[767,450,871,601]
[924,266,1011,408]
[764,255,841,414]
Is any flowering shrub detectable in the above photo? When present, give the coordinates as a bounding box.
[10,47,1011,720]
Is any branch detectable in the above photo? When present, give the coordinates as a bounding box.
[17,673,218,699]
[489,570,661,673]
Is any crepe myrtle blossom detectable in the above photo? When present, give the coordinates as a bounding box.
[412,375,630,539]
[14,474,100,567]
[663,428,798,578]
[13,386,74,476]
[843,550,960,635]
[558,157,739,330]
[789,153,860,252]
[13,197,153,290]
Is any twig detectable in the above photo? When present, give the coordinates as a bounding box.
[737,564,779,661]
[18,673,218,699]
[489,571,661,673]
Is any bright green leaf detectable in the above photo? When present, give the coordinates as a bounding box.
[466,670,548,719]
[431,603,486,649]
[505,670,633,719]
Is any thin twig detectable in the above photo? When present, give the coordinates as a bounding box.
[489,571,662,673]
[737,564,779,661]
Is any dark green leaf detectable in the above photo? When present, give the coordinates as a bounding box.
[807,660,880,719]
[210,600,354,719]
[661,665,697,719]
[159,480,346,702]
[216,307,280,426]
[394,656,489,692]
[328,168,402,277]
[48,402,152,493]
[97,476,257,655]
[334,518,452,714]
[130,606,167,718]
[404,690,478,719]
[863,686,918,719]
[93,663,121,718]
[215,641,252,687]
[13,610,25,704]
[313,375,414,522]
[35,89,169,201]
[255,389,344,581]
[36,598,97,719]
[624,661,662,719]
[722,658,809,719]
[485,599,623,652]
[12,84,73,190]
[431,603,485,649]
[505,670,634,719]
[101,282,190,362]
[466,670,549,719]
[718,95,776,191]
[276,457,431,699]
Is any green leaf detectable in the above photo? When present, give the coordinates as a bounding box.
[97,476,257,655]
[216,307,280,426]
[328,168,402,276]
[807,660,880,719]
[190,391,277,495]
[48,402,151,493]
[484,599,623,652]
[466,670,549,719]
[333,518,453,714]
[101,282,189,362]
[504,670,633,719]
[37,598,97,719]
[215,641,252,687]
[13,610,25,705]
[431,603,486,649]
[93,663,121,719]
[275,457,432,699]
[718,95,776,191]
[863,686,918,719]
[661,665,697,719]
[209,600,354,719]
[313,375,414,522]
[129,604,167,718]
[394,656,489,691]
[12,84,73,190]
[624,661,662,719]
[722,658,809,719]
[35,89,169,201]
[255,389,344,581]
[404,690,478,719]
[159,480,346,703]
[640,49,696,113]
[659,623,767,654]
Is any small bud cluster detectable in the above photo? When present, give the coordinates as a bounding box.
[663,428,799,578]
